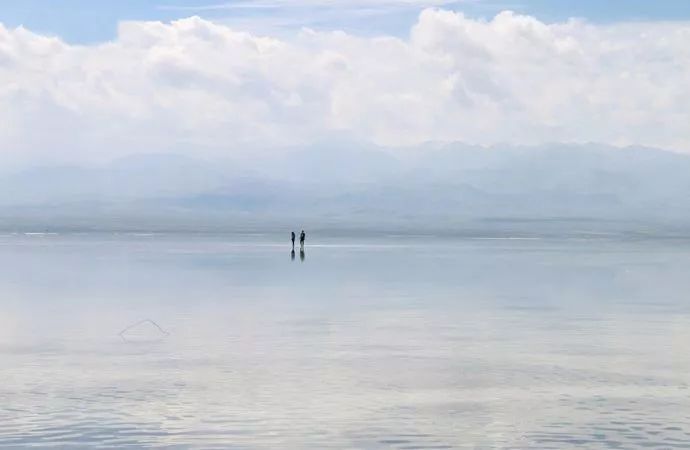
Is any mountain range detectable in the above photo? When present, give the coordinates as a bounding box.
[1,142,689,236]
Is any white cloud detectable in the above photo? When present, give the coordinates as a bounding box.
[1,9,689,167]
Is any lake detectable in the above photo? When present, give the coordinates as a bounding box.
[1,233,690,449]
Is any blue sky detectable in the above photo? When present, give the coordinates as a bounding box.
[2,0,690,43]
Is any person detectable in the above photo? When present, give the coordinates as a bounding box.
[291,231,296,248]
[300,230,305,248]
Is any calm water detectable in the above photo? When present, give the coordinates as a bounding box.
[1,233,690,449]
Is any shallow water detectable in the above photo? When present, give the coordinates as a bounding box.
[1,233,690,449]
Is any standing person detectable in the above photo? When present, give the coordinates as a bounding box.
[291,231,296,249]
[300,230,305,248]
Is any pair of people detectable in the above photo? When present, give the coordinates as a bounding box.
[291,230,306,248]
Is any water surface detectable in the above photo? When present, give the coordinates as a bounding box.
[1,233,690,449]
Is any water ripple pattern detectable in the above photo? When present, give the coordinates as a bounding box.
[1,233,690,448]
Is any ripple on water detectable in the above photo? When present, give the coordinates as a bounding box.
[2,237,690,448]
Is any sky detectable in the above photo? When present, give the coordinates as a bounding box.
[1,1,690,168]
[3,0,690,43]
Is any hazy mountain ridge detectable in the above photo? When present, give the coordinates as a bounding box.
[1,143,690,233]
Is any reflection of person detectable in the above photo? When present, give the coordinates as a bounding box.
[300,230,306,248]
[300,248,305,262]
[291,231,296,249]
[291,249,295,261]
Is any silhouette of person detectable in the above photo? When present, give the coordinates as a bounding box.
[291,249,296,261]
[300,248,305,262]
[291,231,296,249]
[300,230,306,248]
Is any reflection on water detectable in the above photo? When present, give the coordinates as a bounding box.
[1,233,690,448]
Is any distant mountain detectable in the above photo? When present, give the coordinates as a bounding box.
[0,154,228,205]
[1,143,690,234]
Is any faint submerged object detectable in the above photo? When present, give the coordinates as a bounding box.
[291,249,296,261]
[118,319,169,342]
[300,248,305,262]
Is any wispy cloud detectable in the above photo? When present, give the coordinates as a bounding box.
[156,0,476,36]
[154,0,521,38]
[157,0,465,11]
[157,1,281,11]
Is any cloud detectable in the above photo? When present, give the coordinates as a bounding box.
[156,0,473,38]
[157,0,463,12]
[0,9,689,167]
